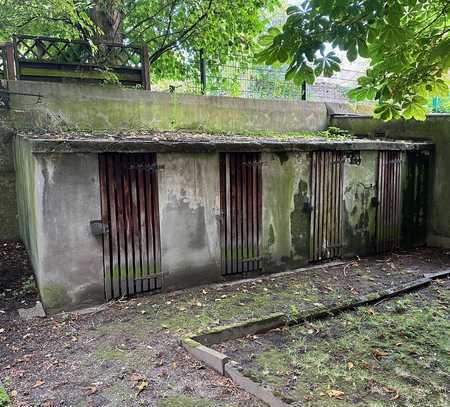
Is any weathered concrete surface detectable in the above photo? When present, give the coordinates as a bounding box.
[7,80,330,133]
[15,138,104,313]
[157,153,222,290]
[262,152,310,271]
[0,110,18,240]
[332,114,449,247]
[18,130,434,154]
[343,151,377,257]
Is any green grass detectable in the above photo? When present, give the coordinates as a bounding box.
[240,283,450,406]
[0,384,10,407]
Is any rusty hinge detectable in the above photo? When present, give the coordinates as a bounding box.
[90,220,109,236]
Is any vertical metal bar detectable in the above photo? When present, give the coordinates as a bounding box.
[241,153,248,273]
[382,151,388,252]
[248,153,255,272]
[200,49,207,95]
[225,154,232,275]
[338,152,345,258]
[330,152,336,258]
[326,152,333,259]
[230,153,237,274]
[319,151,326,260]
[389,151,394,250]
[309,152,316,261]
[143,154,159,290]
[106,154,120,298]
[151,154,162,289]
[136,155,149,292]
[99,155,112,300]
[252,153,259,271]
[314,152,320,261]
[141,44,150,90]
[115,155,128,296]
[236,153,242,274]
[394,152,401,248]
[257,152,263,272]
[219,154,226,275]
[121,155,134,296]
[129,155,142,293]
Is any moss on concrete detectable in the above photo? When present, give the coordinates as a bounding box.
[40,284,72,312]
[343,151,377,257]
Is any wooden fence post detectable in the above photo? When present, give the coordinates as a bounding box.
[2,43,16,80]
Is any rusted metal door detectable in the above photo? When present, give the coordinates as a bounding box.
[99,153,162,300]
[376,151,402,252]
[309,151,345,262]
[219,152,262,276]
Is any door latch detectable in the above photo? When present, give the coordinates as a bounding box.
[90,220,109,236]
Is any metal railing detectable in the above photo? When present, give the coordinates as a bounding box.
[150,51,364,103]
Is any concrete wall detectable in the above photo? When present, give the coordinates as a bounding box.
[262,152,311,271]
[158,153,222,290]
[0,110,19,240]
[15,138,104,312]
[332,114,449,247]
[343,151,378,257]
[7,80,331,133]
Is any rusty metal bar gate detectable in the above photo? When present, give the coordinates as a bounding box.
[99,153,162,300]
[219,152,262,276]
[376,151,402,252]
[310,151,345,262]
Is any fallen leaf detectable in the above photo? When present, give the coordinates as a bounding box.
[32,379,45,388]
[136,380,149,396]
[85,385,97,395]
[372,348,389,359]
[10,390,17,397]
[383,386,400,400]
[327,389,345,399]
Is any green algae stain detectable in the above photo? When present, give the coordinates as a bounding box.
[291,179,310,260]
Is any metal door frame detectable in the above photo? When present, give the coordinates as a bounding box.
[219,152,262,276]
[99,153,162,300]
[309,150,345,262]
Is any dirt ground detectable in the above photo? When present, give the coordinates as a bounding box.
[1,240,449,406]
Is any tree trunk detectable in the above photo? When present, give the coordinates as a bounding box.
[89,0,123,43]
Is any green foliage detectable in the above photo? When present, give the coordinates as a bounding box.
[0,0,280,82]
[258,0,450,120]
[318,126,351,139]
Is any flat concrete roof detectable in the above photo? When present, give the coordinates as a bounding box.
[17,131,434,154]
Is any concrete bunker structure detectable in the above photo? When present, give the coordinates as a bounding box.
[14,131,433,313]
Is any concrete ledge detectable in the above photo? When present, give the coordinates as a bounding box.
[423,268,450,280]
[18,131,434,154]
[181,337,229,375]
[193,313,286,346]
[225,361,289,407]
